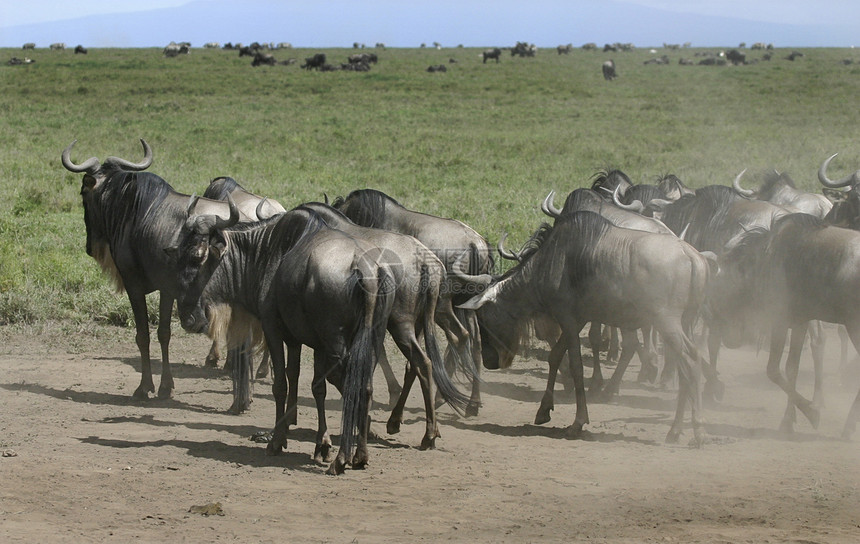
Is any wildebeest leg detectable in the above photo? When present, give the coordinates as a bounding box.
[607,326,620,363]
[464,310,483,417]
[285,344,301,429]
[265,335,288,456]
[839,325,851,373]
[227,340,252,414]
[387,366,417,435]
[387,325,438,449]
[311,350,334,464]
[780,324,806,433]
[156,294,175,398]
[588,322,605,393]
[204,341,220,368]
[665,349,688,443]
[594,328,640,401]
[561,321,589,438]
[255,349,271,379]
[808,320,825,409]
[637,327,659,383]
[661,327,704,446]
[838,324,860,439]
[765,326,820,429]
[376,344,402,409]
[128,290,155,399]
[535,332,567,425]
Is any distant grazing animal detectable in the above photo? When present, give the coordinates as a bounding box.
[49,42,65,50]
[252,52,276,66]
[163,42,189,57]
[302,53,327,70]
[427,64,447,72]
[204,42,220,48]
[74,45,87,55]
[482,48,501,63]
[557,44,573,55]
[602,60,617,80]
[786,51,804,61]
[725,49,746,65]
[22,43,35,50]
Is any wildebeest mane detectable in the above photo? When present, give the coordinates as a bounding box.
[98,168,177,239]
[659,184,741,250]
[756,171,796,200]
[590,168,632,197]
[625,184,663,204]
[332,189,402,229]
[202,176,242,201]
[545,211,613,285]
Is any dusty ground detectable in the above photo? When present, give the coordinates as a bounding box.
[1,322,859,543]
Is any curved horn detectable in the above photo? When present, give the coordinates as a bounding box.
[541,190,562,218]
[323,193,330,205]
[61,140,100,174]
[185,193,200,216]
[732,169,755,198]
[186,194,240,234]
[451,250,493,288]
[645,197,672,213]
[497,233,521,262]
[612,185,644,212]
[215,195,241,230]
[104,139,153,171]
[255,197,274,220]
[818,153,860,188]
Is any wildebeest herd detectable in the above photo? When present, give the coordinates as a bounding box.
[62,139,860,475]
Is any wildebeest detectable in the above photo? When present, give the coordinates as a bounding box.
[49,42,65,50]
[22,43,35,50]
[301,53,327,70]
[60,140,257,410]
[511,42,537,57]
[426,64,447,73]
[602,60,617,80]
[732,169,832,218]
[709,213,860,436]
[200,176,286,373]
[74,45,87,54]
[168,202,396,474]
[298,202,472,447]
[204,42,220,48]
[482,48,501,63]
[456,211,712,445]
[557,44,573,55]
[163,42,189,57]
[725,49,746,65]
[251,52,276,66]
[331,189,493,415]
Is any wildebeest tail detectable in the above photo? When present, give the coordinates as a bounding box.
[339,265,395,463]
[420,265,471,415]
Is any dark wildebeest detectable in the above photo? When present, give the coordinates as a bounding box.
[331,189,493,415]
[602,59,617,80]
[301,53,327,70]
[298,202,472,447]
[456,211,712,445]
[201,176,286,375]
[725,49,746,65]
[657,173,696,201]
[652,183,827,409]
[252,52,276,66]
[61,140,257,411]
[482,48,501,63]
[709,213,860,436]
[74,45,87,54]
[541,188,697,398]
[168,203,395,474]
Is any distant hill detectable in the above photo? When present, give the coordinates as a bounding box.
[0,0,854,49]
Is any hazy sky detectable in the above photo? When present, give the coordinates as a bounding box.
[2,0,859,48]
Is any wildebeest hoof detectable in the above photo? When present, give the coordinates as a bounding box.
[157,386,173,399]
[419,435,436,450]
[352,450,369,469]
[386,417,402,435]
[534,408,552,426]
[465,403,480,417]
[778,418,795,434]
[314,443,332,464]
[326,457,347,475]
[266,441,284,456]
[566,422,590,439]
[665,429,682,444]
[227,401,249,415]
[800,404,821,429]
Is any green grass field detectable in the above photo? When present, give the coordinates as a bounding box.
[2,45,860,325]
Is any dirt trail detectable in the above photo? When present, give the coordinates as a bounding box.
[1,323,859,543]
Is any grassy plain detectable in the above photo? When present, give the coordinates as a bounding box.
[1,45,859,324]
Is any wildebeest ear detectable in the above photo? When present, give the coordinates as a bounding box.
[208,231,229,260]
[457,294,486,311]
[822,187,849,203]
[82,173,98,190]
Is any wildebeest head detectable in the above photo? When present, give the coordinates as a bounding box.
[62,139,154,284]
[591,168,632,199]
[330,188,397,228]
[656,174,695,201]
